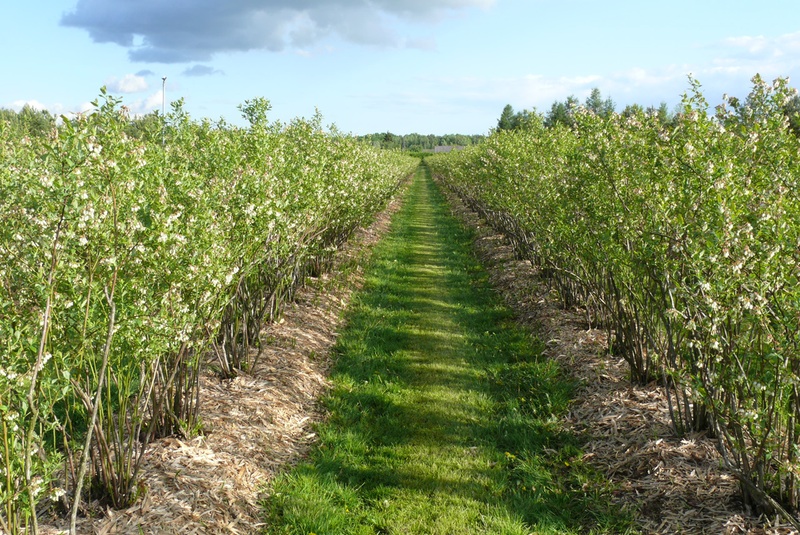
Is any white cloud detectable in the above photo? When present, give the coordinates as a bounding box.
[722,32,800,59]
[623,67,678,86]
[9,92,168,119]
[59,102,97,121]
[105,73,149,93]
[5,100,96,121]
[715,31,800,76]
[11,99,50,112]
[723,35,770,56]
[182,65,224,77]
[405,36,437,51]
[78,101,95,113]
[125,90,165,116]
[422,30,800,117]
[426,73,609,110]
[61,0,495,62]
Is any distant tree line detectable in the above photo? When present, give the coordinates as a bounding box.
[0,105,56,137]
[0,105,160,138]
[0,107,488,150]
[5,90,798,145]
[359,132,485,151]
[497,87,800,134]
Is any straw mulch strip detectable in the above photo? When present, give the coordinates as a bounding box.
[440,184,798,535]
[42,190,405,535]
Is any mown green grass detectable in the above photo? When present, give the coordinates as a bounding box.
[263,165,635,534]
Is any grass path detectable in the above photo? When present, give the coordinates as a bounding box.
[264,165,633,534]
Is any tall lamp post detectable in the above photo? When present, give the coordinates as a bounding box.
[161,76,167,146]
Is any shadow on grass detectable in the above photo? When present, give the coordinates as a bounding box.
[263,165,634,535]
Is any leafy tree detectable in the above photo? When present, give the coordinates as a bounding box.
[497,104,517,131]
[621,103,644,118]
[645,102,674,126]
[585,88,615,118]
[544,96,579,128]
[125,111,163,141]
[784,93,800,137]
[19,105,55,136]
[358,132,485,151]
[0,105,55,137]
[497,105,541,132]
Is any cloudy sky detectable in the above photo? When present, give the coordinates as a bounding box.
[2,1,799,134]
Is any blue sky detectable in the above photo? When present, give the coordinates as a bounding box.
[2,1,799,135]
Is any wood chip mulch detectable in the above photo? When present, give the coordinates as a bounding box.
[41,175,799,534]
[40,190,405,534]
[439,183,798,535]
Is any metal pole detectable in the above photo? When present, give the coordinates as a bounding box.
[161,76,167,146]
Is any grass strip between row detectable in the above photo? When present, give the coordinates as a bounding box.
[263,164,634,534]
